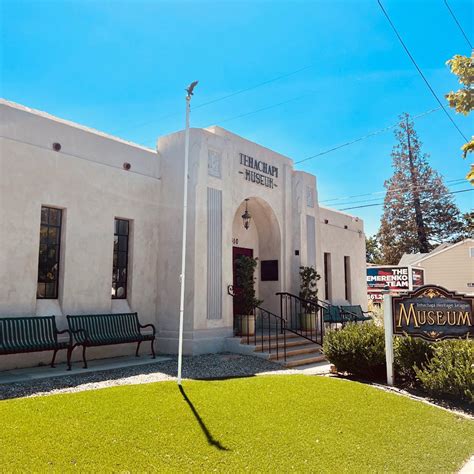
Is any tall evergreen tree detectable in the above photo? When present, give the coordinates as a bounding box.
[378,113,463,264]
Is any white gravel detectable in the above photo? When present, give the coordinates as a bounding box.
[0,353,329,400]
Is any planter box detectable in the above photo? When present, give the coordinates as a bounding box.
[237,314,255,336]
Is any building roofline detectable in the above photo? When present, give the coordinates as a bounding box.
[413,238,474,264]
[1,98,156,154]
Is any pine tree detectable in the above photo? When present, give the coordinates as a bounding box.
[378,113,463,264]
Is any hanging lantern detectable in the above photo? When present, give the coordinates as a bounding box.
[241,199,251,230]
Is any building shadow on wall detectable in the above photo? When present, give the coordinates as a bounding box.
[178,385,230,451]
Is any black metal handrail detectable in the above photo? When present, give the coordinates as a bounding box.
[227,285,287,361]
[276,292,325,345]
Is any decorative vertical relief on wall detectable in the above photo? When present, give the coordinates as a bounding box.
[207,188,222,319]
[208,149,222,178]
[306,215,316,267]
[306,186,314,208]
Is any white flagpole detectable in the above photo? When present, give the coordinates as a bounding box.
[177,81,198,385]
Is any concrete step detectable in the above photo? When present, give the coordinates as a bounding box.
[254,337,315,352]
[240,331,320,344]
[268,344,322,361]
[283,353,327,368]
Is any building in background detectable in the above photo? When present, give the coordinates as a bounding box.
[399,239,474,296]
[0,99,367,370]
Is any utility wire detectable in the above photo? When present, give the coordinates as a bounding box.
[295,107,441,165]
[114,64,314,135]
[443,0,473,50]
[209,94,309,126]
[377,0,468,142]
[338,188,473,211]
[321,177,466,204]
[332,180,467,207]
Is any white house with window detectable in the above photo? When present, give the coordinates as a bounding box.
[0,99,367,370]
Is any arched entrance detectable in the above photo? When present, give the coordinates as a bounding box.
[231,197,282,317]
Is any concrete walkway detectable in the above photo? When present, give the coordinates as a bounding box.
[0,355,170,385]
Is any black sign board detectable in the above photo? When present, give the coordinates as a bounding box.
[392,285,474,341]
[261,260,279,282]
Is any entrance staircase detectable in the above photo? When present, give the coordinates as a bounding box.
[227,288,339,368]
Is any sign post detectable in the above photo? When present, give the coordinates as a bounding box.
[383,293,394,386]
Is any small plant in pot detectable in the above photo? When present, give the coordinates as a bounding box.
[234,255,263,336]
[299,266,321,331]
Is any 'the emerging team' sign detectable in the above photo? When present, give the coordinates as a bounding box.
[392,285,474,341]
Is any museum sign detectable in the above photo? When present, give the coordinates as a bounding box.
[238,153,278,189]
[392,285,474,341]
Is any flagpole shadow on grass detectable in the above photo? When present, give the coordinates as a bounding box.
[178,385,230,451]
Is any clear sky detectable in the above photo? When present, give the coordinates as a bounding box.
[2,0,473,235]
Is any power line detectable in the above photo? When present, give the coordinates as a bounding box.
[295,107,441,165]
[115,64,314,136]
[323,178,466,206]
[338,188,473,211]
[377,0,469,142]
[444,0,473,50]
[209,94,309,126]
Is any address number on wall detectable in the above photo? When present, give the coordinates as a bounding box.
[232,238,239,245]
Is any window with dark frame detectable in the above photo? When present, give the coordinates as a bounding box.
[323,252,331,301]
[112,218,129,299]
[37,206,62,299]
[344,256,351,302]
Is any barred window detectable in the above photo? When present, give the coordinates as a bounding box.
[112,218,129,299]
[37,206,62,299]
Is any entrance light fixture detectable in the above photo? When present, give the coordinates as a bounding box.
[242,198,252,230]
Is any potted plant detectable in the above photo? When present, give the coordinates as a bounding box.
[234,255,263,336]
[299,266,321,331]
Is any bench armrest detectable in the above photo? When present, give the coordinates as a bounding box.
[139,323,156,337]
[71,328,89,343]
[56,328,72,345]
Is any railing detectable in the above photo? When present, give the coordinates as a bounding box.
[276,292,326,345]
[228,285,287,362]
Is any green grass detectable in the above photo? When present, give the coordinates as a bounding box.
[1,376,473,472]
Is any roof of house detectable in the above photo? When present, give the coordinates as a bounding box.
[398,238,474,266]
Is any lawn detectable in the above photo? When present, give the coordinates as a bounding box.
[1,375,473,472]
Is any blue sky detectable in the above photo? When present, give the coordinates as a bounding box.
[2,0,473,235]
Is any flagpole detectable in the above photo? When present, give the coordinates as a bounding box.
[177,81,198,385]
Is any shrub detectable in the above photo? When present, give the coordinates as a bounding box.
[414,339,474,404]
[394,336,435,384]
[323,322,386,379]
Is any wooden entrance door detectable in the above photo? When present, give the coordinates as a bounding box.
[232,246,254,316]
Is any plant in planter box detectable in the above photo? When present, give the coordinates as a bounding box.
[299,266,321,331]
[234,255,263,336]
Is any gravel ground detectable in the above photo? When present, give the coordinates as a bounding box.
[0,353,302,401]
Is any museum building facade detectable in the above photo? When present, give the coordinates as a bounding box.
[0,99,367,370]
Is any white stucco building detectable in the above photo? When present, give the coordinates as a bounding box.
[0,99,367,370]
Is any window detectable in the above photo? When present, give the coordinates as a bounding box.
[469,247,474,258]
[323,252,331,300]
[37,206,62,299]
[344,256,351,302]
[112,218,129,299]
[261,260,279,281]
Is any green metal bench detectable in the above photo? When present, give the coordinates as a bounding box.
[340,305,373,322]
[0,316,72,369]
[67,313,156,368]
[323,305,345,324]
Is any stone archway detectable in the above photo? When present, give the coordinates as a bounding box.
[231,197,282,315]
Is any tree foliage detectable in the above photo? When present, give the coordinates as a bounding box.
[378,113,463,264]
[366,236,383,264]
[445,53,474,182]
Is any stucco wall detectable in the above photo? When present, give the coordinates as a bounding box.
[0,102,161,370]
[318,207,367,308]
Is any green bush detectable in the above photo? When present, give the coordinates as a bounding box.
[394,336,435,384]
[414,339,474,404]
[323,322,386,379]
